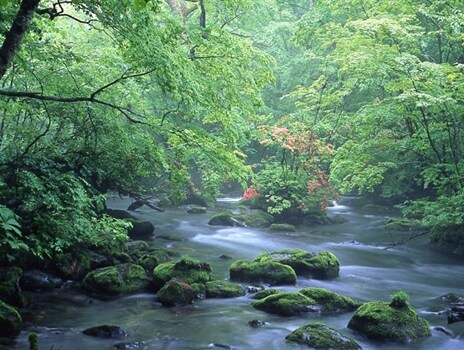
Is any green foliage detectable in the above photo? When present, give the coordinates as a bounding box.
[0,206,28,262]
[390,291,410,308]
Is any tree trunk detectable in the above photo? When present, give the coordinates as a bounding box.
[0,0,40,80]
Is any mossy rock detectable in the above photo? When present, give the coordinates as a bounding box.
[229,260,296,286]
[208,211,246,227]
[236,210,274,228]
[82,264,149,295]
[384,218,423,232]
[328,215,347,225]
[286,322,361,349]
[205,280,245,298]
[152,256,212,291]
[252,292,319,316]
[137,249,172,271]
[54,251,92,280]
[269,224,296,232]
[255,249,340,279]
[127,219,155,239]
[157,278,199,306]
[299,287,361,312]
[187,206,207,214]
[347,301,431,342]
[0,300,22,337]
[251,288,281,300]
[0,267,25,307]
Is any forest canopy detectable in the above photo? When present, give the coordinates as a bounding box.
[1,0,463,262]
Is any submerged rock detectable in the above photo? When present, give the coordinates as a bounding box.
[82,325,127,338]
[19,270,63,292]
[298,287,361,312]
[156,278,199,306]
[347,301,431,342]
[152,256,212,291]
[0,300,22,337]
[269,223,296,232]
[254,249,340,279]
[114,342,145,350]
[82,264,149,295]
[205,280,245,298]
[248,319,266,328]
[229,260,296,285]
[286,322,361,349]
[252,292,320,316]
[187,206,207,214]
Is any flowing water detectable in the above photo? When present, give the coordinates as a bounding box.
[10,197,464,349]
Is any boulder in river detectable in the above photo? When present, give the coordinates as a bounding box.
[229,260,296,286]
[269,223,296,232]
[208,211,246,227]
[137,249,172,271]
[347,301,431,342]
[82,263,149,295]
[252,292,320,316]
[298,287,361,313]
[187,206,207,214]
[0,300,22,337]
[19,270,63,292]
[127,219,155,239]
[152,256,212,291]
[208,210,274,228]
[254,249,340,279]
[205,280,245,298]
[286,322,361,349]
[82,325,128,338]
[157,278,199,306]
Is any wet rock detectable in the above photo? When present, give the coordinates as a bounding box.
[0,300,22,337]
[434,326,453,336]
[127,219,155,239]
[269,223,296,232]
[182,193,211,207]
[219,255,232,260]
[298,287,361,312]
[208,211,246,227]
[157,278,199,306]
[82,325,127,338]
[448,303,464,324]
[245,285,264,294]
[438,293,464,303]
[348,301,431,342]
[252,292,320,316]
[286,322,361,349]
[114,341,145,350]
[328,215,347,224]
[208,210,274,228]
[187,206,207,214]
[82,264,149,295]
[229,260,296,285]
[254,249,340,279]
[19,270,63,292]
[251,289,280,300]
[106,209,137,220]
[137,249,172,271]
[156,234,184,241]
[248,319,266,328]
[152,256,212,291]
[205,280,245,298]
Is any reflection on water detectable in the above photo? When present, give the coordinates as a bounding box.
[12,197,464,350]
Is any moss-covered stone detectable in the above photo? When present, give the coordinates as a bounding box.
[286,322,361,349]
[208,211,246,227]
[137,249,172,271]
[28,332,39,350]
[299,287,360,312]
[269,224,296,232]
[384,218,423,232]
[54,251,92,280]
[229,260,296,285]
[255,249,340,279]
[0,300,22,337]
[127,219,155,239]
[252,292,319,316]
[347,301,431,342]
[156,278,199,306]
[187,206,207,214]
[208,210,274,228]
[152,256,212,291]
[82,264,149,295]
[205,280,245,298]
[0,267,23,306]
[251,289,281,300]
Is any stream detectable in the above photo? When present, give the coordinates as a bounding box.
[10,196,464,350]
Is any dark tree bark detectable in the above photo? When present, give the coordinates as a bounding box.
[0,0,40,80]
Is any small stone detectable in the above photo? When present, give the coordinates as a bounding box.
[82,325,127,338]
[248,319,266,328]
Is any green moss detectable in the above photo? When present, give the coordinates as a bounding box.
[28,332,39,350]
[286,322,361,349]
[251,289,281,300]
[137,249,171,271]
[0,267,23,305]
[82,263,149,295]
[255,249,340,279]
[269,224,296,232]
[236,210,274,228]
[252,292,319,316]
[152,256,212,291]
[205,280,245,298]
[347,301,431,342]
[0,300,22,337]
[156,278,198,306]
[299,287,361,312]
[229,260,296,285]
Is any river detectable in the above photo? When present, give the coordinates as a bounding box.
[10,196,464,349]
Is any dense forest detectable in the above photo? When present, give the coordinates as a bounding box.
[0,0,464,348]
